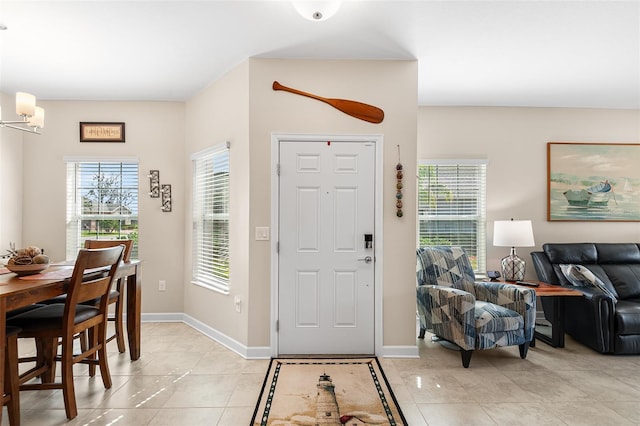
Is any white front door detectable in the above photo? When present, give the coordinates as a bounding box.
[278,140,376,354]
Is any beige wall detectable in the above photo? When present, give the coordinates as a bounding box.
[183,61,252,343]
[0,93,24,251]
[247,59,418,348]
[18,100,186,313]
[183,58,419,351]
[419,106,640,278]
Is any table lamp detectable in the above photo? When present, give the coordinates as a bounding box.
[493,218,535,281]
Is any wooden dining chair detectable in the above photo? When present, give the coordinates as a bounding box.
[37,240,132,355]
[2,326,21,426]
[83,239,133,354]
[7,245,124,420]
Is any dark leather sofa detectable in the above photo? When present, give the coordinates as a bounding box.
[531,243,640,354]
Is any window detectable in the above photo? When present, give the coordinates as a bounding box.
[192,143,230,293]
[417,160,487,273]
[65,159,139,260]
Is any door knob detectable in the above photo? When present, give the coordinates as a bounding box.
[357,256,372,264]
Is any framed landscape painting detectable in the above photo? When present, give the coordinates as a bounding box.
[548,142,640,221]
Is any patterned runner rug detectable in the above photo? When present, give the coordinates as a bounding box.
[251,357,407,425]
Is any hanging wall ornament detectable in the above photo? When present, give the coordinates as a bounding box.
[396,145,403,217]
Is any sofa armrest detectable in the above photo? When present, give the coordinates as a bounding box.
[416,285,476,350]
[469,282,537,342]
[568,285,609,300]
[561,286,614,353]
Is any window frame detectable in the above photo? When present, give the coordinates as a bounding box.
[191,142,231,294]
[417,159,488,274]
[65,157,139,261]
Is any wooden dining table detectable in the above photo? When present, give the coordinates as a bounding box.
[0,259,142,416]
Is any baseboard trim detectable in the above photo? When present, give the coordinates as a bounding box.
[141,313,271,359]
[382,345,420,358]
[141,314,411,360]
[141,312,184,322]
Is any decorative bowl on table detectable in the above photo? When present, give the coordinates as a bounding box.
[6,263,50,276]
[5,244,51,276]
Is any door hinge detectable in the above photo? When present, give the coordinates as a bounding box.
[276,320,279,332]
[276,241,279,253]
[277,163,280,176]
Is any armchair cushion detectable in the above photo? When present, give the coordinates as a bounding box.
[475,301,523,334]
[472,281,537,339]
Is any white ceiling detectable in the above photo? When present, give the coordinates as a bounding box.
[1,0,639,108]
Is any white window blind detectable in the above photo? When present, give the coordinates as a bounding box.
[192,143,230,293]
[417,160,487,273]
[65,160,139,260]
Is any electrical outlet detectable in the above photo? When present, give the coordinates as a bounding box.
[159,280,166,291]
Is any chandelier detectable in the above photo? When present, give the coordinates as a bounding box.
[0,92,45,134]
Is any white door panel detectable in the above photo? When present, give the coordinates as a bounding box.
[278,140,375,354]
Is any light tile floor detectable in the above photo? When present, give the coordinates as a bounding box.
[3,322,640,425]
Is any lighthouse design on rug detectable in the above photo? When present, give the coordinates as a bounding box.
[316,373,341,425]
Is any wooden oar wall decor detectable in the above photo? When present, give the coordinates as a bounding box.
[272,81,384,124]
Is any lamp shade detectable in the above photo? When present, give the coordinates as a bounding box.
[493,220,535,247]
[27,106,45,128]
[16,92,36,117]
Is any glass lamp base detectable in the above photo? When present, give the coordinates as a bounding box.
[501,254,526,281]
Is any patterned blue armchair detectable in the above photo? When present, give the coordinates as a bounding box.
[416,246,536,368]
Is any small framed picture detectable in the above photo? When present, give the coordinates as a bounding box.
[80,122,125,142]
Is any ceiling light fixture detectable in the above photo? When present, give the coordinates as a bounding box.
[293,1,342,21]
[0,92,45,134]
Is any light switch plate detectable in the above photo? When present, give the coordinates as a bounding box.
[255,227,270,241]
